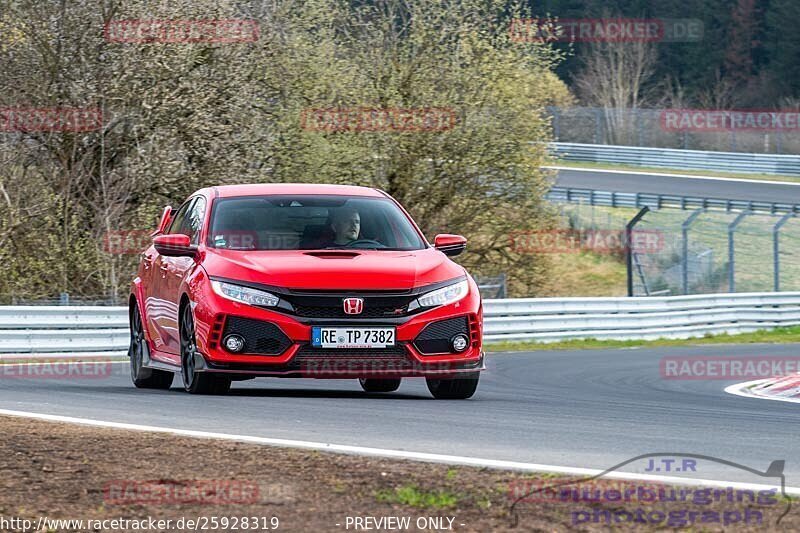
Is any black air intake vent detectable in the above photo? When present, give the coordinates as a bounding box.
[413,316,469,355]
[222,317,292,355]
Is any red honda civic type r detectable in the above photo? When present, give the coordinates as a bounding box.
[128,184,484,398]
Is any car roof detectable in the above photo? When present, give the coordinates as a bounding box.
[209,183,385,199]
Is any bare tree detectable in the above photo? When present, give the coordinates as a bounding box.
[696,69,739,110]
[573,38,657,145]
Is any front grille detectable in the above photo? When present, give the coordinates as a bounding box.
[222,316,292,355]
[413,316,469,355]
[283,292,416,319]
[293,305,404,319]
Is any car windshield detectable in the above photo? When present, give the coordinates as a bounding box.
[208,194,427,251]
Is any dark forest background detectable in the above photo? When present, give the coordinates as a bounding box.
[530,0,799,107]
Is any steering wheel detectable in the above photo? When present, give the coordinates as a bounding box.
[344,239,386,249]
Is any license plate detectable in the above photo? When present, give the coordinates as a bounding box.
[311,327,396,348]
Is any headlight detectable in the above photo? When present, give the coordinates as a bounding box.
[413,280,469,309]
[211,280,280,307]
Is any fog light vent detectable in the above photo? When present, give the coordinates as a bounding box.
[413,316,470,355]
[451,334,469,352]
[223,334,245,353]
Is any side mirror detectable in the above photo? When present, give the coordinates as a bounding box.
[434,234,467,257]
[153,234,196,258]
[152,205,174,236]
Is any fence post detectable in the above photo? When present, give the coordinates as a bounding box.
[594,108,602,144]
[59,292,70,305]
[635,109,642,146]
[682,209,704,295]
[773,213,794,291]
[626,206,650,297]
[727,211,750,293]
[552,107,560,140]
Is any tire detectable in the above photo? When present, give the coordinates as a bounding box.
[129,301,173,390]
[180,303,231,395]
[359,377,401,393]
[426,372,479,400]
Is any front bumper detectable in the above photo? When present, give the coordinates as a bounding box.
[194,350,486,378]
[190,277,484,378]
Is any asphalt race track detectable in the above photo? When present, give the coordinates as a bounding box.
[552,167,800,205]
[1,344,798,488]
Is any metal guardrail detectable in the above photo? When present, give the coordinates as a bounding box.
[550,142,800,176]
[0,306,129,357]
[3,292,800,355]
[546,186,800,215]
[483,292,800,343]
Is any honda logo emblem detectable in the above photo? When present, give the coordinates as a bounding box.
[343,297,364,315]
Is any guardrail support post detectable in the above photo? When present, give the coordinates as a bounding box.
[773,213,794,292]
[727,211,750,293]
[626,206,650,297]
[682,209,704,295]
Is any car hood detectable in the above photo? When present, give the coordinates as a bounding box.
[202,248,465,290]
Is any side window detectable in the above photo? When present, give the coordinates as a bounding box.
[186,197,206,245]
[166,199,195,236]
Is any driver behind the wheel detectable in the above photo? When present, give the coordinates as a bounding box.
[330,207,361,245]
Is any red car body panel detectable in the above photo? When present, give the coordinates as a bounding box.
[200,248,464,290]
[130,184,484,379]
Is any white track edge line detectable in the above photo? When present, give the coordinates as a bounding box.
[725,379,800,404]
[544,165,800,187]
[0,407,796,495]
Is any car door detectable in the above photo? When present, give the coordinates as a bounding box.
[148,199,195,357]
[138,207,174,340]
[159,196,206,355]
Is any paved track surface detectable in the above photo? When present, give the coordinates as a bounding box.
[1,344,798,485]
[552,167,800,205]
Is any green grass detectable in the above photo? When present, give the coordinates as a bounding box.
[547,160,800,183]
[375,485,460,509]
[538,250,627,297]
[485,325,800,352]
